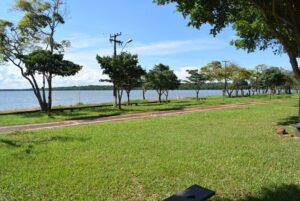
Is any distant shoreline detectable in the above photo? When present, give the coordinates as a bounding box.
[0,83,224,91]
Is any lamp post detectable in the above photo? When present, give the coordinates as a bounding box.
[222,60,230,99]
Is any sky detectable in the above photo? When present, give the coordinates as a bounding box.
[0,0,293,89]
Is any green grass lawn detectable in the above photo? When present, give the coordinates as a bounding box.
[0,94,295,126]
[0,97,300,200]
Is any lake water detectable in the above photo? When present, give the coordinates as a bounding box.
[0,90,222,111]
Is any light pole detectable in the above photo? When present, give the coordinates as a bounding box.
[109,33,133,107]
[222,60,230,99]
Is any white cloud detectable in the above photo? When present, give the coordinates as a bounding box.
[127,38,226,56]
[52,67,109,87]
[0,64,28,89]
[174,66,199,81]
[68,33,107,49]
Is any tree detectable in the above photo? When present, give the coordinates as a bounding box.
[97,53,121,108]
[232,78,249,97]
[155,0,300,119]
[185,69,207,101]
[221,63,240,96]
[20,50,81,109]
[200,61,223,82]
[97,52,145,108]
[121,55,146,105]
[141,74,150,100]
[201,61,240,96]
[146,64,180,102]
[252,64,268,94]
[0,0,80,112]
[260,67,286,99]
[235,67,253,96]
[279,69,296,94]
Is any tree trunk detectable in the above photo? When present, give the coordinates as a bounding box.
[298,93,300,122]
[269,88,272,100]
[223,77,228,97]
[126,90,130,105]
[29,74,48,112]
[113,84,117,107]
[142,89,146,100]
[280,89,282,94]
[31,84,46,112]
[236,89,239,97]
[196,90,199,101]
[164,90,169,101]
[226,89,233,97]
[288,52,300,82]
[117,89,123,110]
[47,76,53,112]
[42,74,47,107]
[157,90,162,103]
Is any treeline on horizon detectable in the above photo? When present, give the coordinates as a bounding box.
[0,83,225,91]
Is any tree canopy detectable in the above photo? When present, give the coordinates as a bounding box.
[185,69,207,101]
[155,0,300,82]
[96,52,145,108]
[0,0,79,112]
[146,64,180,102]
[20,50,81,77]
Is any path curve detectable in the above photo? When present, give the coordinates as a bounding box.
[0,100,285,134]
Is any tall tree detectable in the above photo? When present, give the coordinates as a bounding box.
[185,69,207,101]
[221,63,240,96]
[0,0,80,112]
[121,54,146,105]
[281,70,295,94]
[154,0,300,119]
[97,53,121,109]
[141,74,150,100]
[97,52,145,108]
[146,64,180,102]
[201,61,234,96]
[260,67,286,98]
[235,67,253,96]
[200,61,223,82]
[252,64,268,94]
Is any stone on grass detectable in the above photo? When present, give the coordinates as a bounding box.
[275,128,288,135]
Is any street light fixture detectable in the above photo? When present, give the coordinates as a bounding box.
[121,39,133,52]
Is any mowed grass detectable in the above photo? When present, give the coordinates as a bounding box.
[0,94,294,126]
[0,99,300,200]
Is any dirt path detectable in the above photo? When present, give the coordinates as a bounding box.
[0,100,285,134]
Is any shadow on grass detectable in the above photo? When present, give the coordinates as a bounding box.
[277,116,298,126]
[70,112,123,121]
[0,135,90,149]
[215,184,300,201]
[0,139,20,147]
[152,107,184,112]
[19,107,122,121]
[19,111,90,119]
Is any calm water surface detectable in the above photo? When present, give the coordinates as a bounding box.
[0,90,222,111]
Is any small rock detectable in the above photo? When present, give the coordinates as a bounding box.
[275,128,288,135]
